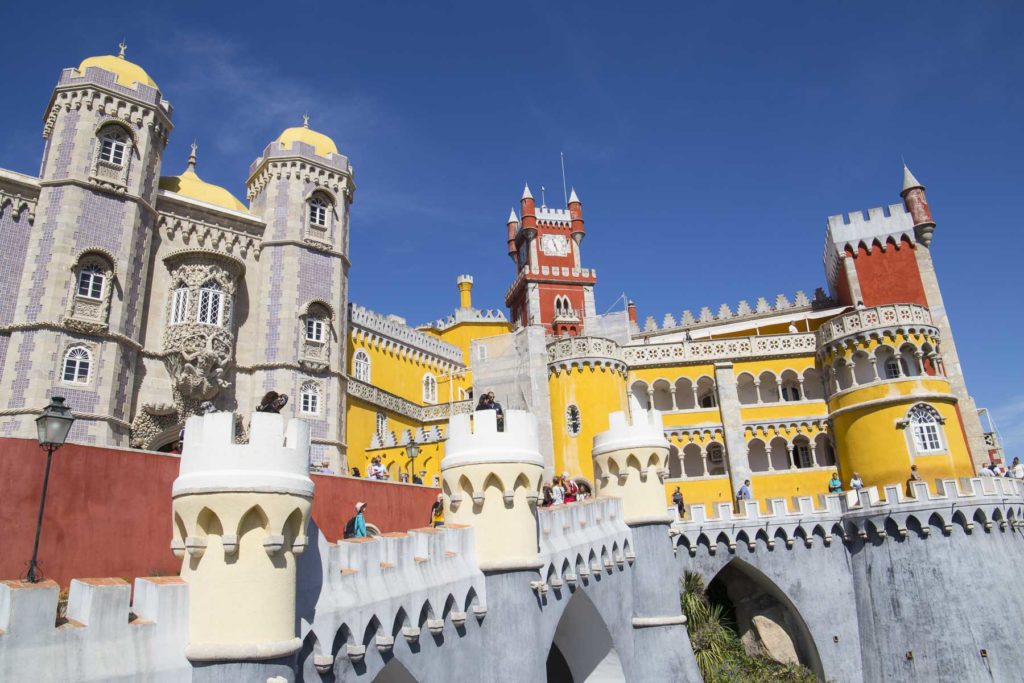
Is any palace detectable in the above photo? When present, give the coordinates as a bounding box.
[0,46,994,510]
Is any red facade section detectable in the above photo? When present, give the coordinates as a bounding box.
[0,439,438,587]
[853,238,928,307]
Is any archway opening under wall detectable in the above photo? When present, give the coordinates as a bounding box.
[545,589,625,682]
[372,657,417,682]
[707,558,824,680]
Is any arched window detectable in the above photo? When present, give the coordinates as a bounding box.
[566,405,582,436]
[422,373,438,404]
[309,196,330,228]
[170,286,189,325]
[305,315,325,342]
[697,378,717,408]
[353,350,371,383]
[77,264,105,300]
[62,346,92,384]
[907,404,944,454]
[780,372,802,402]
[300,381,321,415]
[98,127,129,167]
[793,438,813,468]
[376,411,387,438]
[197,281,223,326]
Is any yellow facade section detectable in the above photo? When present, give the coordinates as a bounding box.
[549,366,627,480]
[348,337,458,405]
[740,402,828,422]
[829,377,951,412]
[662,409,723,429]
[663,477,732,509]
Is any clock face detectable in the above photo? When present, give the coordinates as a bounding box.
[540,233,570,257]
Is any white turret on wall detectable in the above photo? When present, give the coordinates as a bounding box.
[441,409,545,571]
[592,406,672,525]
[171,411,314,667]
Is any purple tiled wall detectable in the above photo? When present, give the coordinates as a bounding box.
[0,206,32,325]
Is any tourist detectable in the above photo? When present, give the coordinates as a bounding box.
[257,391,289,413]
[414,470,426,485]
[1011,457,1024,480]
[551,478,565,505]
[577,480,593,500]
[828,472,842,493]
[562,473,579,503]
[850,472,864,490]
[906,464,923,497]
[979,463,995,477]
[344,502,368,539]
[672,486,685,519]
[368,457,387,480]
[430,495,445,528]
[399,472,409,483]
[488,392,505,431]
[541,484,554,507]
[736,479,752,503]
[350,467,361,478]
[788,321,799,334]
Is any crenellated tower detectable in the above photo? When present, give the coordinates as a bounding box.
[0,45,173,446]
[171,410,313,680]
[245,118,355,471]
[592,408,672,525]
[504,185,597,336]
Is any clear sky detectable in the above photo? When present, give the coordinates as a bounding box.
[2,2,1022,451]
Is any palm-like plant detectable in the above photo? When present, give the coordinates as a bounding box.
[681,572,735,679]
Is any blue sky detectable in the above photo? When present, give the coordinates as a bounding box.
[2,2,1022,450]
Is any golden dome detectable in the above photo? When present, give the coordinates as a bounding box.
[275,117,339,157]
[159,147,248,213]
[77,53,157,89]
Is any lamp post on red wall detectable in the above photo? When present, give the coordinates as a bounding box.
[26,397,75,583]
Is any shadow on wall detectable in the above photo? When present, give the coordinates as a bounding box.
[545,589,625,682]
[707,558,823,679]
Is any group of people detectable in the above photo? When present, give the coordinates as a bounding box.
[540,473,593,507]
[979,457,1024,479]
[476,391,505,430]
[828,471,865,494]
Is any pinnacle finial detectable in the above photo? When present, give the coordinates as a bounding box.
[902,163,924,193]
[507,208,518,224]
[187,141,198,171]
[302,112,310,128]
[568,186,580,204]
[118,40,127,59]
[521,183,533,200]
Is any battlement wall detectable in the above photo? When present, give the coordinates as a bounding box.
[443,409,543,469]
[303,524,485,667]
[823,203,916,285]
[592,409,668,456]
[674,477,1024,555]
[0,577,188,682]
[536,498,634,591]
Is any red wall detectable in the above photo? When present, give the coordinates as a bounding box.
[853,238,928,307]
[0,438,438,587]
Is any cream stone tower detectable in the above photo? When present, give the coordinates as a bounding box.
[171,411,313,681]
[441,409,545,571]
[591,406,672,525]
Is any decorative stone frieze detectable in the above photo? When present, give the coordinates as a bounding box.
[0,170,39,224]
[816,303,933,348]
[156,208,261,261]
[350,304,464,366]
[546,336,628,375]
[621,333,817,369]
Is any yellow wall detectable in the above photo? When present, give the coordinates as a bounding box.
[549,365,627,480]
[664,477,732,509]
[348,336,459,405]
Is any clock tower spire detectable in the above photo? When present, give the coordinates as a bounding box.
[504,184,597,336]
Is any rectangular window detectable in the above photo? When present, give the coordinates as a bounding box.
[171,289,188,324]
[198,289,222,326]
[100,138,126,166]
[305,318,324,342]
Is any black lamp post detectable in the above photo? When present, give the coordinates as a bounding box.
[26,397,75,583]
[406,442,421,483]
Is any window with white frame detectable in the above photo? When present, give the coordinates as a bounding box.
[908,403,944,453]
[309,196,329,228]
[98,127,129,167]
[422,373,438,404]
[305,316,325,342]
[170,287,189,325]
[566,405,582,436]
[353,350,371,383]
[884,357,900,379]
[76,264,105,300]
[197,281,223,326]
[62,346,92,384]
[376,411,387,438]
[300,381,321,415]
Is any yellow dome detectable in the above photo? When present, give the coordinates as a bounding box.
[276,122,339,157]
[160,164,248,213]
[77,54,157,89]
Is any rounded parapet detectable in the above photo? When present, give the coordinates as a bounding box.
[173,412,314,497]
[442,409,543,470]
[592,409,672,525]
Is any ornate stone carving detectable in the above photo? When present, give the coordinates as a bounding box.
[347,378,471,422]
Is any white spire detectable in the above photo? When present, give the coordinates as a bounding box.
[507,208,518,224]
[902,164,924,192]
[568,187,580,204]
[521,183,533,200]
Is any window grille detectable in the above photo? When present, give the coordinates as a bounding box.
[170,288,189,324]
[197,282,223,326]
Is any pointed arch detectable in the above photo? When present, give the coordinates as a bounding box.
[547,586,626,682]
[373,657,418,682]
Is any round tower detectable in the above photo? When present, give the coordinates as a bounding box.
[591,407,672,525]
[171,411,313,680]
[506,209,519,261]
[817,304,975,491]
[441,409,544,570]
[457,274,474,309]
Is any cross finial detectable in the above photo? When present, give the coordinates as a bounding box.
[302,112,310,128]
[187,140,198,170]
[118,40,127,59]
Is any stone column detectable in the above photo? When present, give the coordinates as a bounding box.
[592,409,702,681]
[172,411,314,682]
[714,362,751,502]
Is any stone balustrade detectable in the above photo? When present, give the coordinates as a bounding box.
[815,303,933,347]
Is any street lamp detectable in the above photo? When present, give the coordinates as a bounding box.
[405,442,421,484]
[27,397,75,583]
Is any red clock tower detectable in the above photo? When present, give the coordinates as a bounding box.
[504,184,597,336]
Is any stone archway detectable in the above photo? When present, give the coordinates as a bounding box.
[707,558,823,679]
[546,590,625,682]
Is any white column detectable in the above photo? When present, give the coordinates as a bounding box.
[810,442,819,467]
[753,380,763,404]
[786,445,795,470]
[700,448,708,477]
[669,387,677,410]
[868,355,879,381]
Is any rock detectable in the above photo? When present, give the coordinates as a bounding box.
[751,614,800,666]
